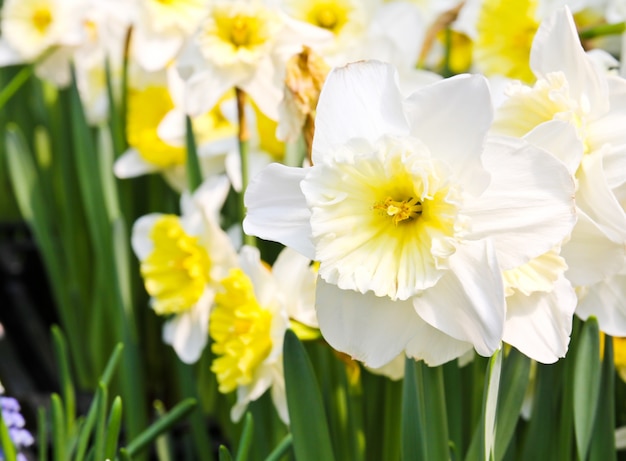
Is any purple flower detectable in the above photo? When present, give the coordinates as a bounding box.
[0,395,34,460]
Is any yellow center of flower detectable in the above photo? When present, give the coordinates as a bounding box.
[140,216,212,315]
[126,86,186,168]
[374,196,423,225]
[304,137,465,300]
[474,0,539,82]
[215,8,270,50]
[493,72,591,153]
[305,0,351,34]
[147,0,207,33]
[32,7,52,33]
[210,269,273,393]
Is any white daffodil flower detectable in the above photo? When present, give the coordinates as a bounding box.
[209,245,318,423]
[72,0,133,124]
[0,0,84,86]
[114,68,238,192]
[453,0,608,82]
[244,60,576,367]
[131,0,209,72]
[489,6,626,335]
[177,0,332,119]
[131,176,237,363]
[281,0,424,70]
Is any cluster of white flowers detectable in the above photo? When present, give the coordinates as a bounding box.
[5,0,626,422]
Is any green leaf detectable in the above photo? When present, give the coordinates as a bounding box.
[520,362,564,460]
[419,363,450,461]
[51,393,66,461]
[573,317,602,460]
[51,326,76,433]
[494,349,530,461]
[588,334,616,461]
[185,115,203,192]
[125,398,198,457]
[401,358,423,461]
[483,351,502,461]
[283,330,335,461]
[235,413,254,461]
[219,446,234,461]
[93,383,108,461]
[264,434,293,461]
[101,343,124,386]
[38,407,49,461]
[0,65,33,110]
[104,396,124,460]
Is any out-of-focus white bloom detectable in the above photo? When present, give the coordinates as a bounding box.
[114,68,238,192]
[0,0,84,85]
[72,0,133,124]
[244,60,576,367]
[209,246,317,423]
[131,176,237,363]
[489,6,626,335]
[281,0,424,70]
[178,0,331,119]
[454,0,609,82]
[131,0,209,71]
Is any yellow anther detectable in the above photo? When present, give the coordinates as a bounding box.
[375,196,423,225]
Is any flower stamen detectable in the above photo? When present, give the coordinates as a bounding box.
[374,196,423,225]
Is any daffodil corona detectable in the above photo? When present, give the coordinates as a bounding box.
[132,177,237,363]
[208,246,318,423]
[244,60,576,367]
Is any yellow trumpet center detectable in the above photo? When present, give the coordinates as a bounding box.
[141,216,211,315]
[210,269,273,393]
[32,8,52,33]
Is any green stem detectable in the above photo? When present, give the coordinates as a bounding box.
[0,65,34,110]
[235,87,256,247]
[579,22,625,41]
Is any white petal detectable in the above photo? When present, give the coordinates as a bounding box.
[238,245,276,306]
[162,292,213,364]
[577,274,626,336]
[226,149,272,192]
[133,28,184,72]
[503,276,576,363]
[365,353,406,381]
[131,214,162,260]
[404,74,493,194]
[523,120,584,176]
[243,163,315,259]
[560,209,625,286]
[272,247,317,327]
[183,174,231,220]
[231,366,274,422]
[413,239,505,357]
[405,323,474,367]
[530,7,608,115]
[184,69,235,117]
[161,165,187,193]
[316,279,423,368]
[269,365,289,424]
[465,136,576,269]
[0,39,23,66]
[114,149,160,178]
[312,60,409,164]
[157,108,186,146]
[240,58,282,121]
[576,151,626,242]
